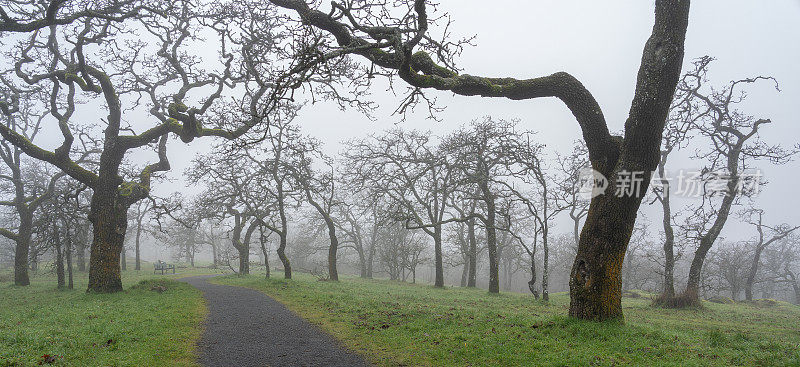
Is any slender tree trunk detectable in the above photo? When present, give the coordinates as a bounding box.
[572,214,581,250]
[366,246,374,278]
[87,184,128,293]
[277,232,291,279]
[211,241,218,268]
[134,221,142,271]
[745,245,765,301]
[542,223,550,301]
[120,246,127,271]
[467,217,477,287]
[460,260,468,287]
[66,233,73,290]
[658,163,676,298]
[485,199,499,293]
[685,179,737,300]
[55,223,65,289]
[528,252,539,299]
[326,223,339,281]
[357,242,367,278]
[77,238,86,272]
[433,225,444,288]
[260,235,270,279]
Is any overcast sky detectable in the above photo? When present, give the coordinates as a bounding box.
[156,1,800,243]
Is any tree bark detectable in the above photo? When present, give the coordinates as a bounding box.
[685,176,737,300]
[482,184,499,294]
[87,184,128,293]
[120,246,127,271]
[238,248,250,275]
[13,210,32,286]
[54,223,65,289]
[528,253,539,299]
[658,161,676,298]
[259,230,270,279]
[305,191,340,281]
[77,237,86,272]
[433,225,444,287]
[66,230,73,290]
[134,217,142,271]
[467,217,477,287]
[277,231,291,279]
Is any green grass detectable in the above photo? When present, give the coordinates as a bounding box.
[216,274,800,367]
[0,266,216,366]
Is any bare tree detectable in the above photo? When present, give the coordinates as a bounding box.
[448,196,479,287]
[188,144,270,275]
[128,200,153,271]
[741,209,799,301]
[681,57,796,304]
[651,63,697,303]
[344,129,459,288]
[554,141,590,250]
[0,0,341,292]
[0,99,66,285]
[288,138,342,280]
[334,191,382,279]
[269,0,691,320]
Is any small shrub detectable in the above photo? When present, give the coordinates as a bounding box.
[739,298,779,308]
[130,279,172,293]
[706,296,735,304]
[652,292,704,308]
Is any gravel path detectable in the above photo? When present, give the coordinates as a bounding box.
[181,275,370,367]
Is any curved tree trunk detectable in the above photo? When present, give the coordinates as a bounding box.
[685,178,737,300]
[305,192,340,281]
[744,246,764,301]
[528,253,539,299]
[277,232,291,279]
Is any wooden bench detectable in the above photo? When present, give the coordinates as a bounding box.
[154,261,176,275]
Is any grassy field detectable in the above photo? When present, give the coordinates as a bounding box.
[217,274,800,367]
[0,265,218,367]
